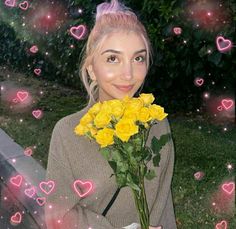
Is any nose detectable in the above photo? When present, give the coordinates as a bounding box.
[122,62,133,80]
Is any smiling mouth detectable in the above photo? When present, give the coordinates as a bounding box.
[114,85,134,92]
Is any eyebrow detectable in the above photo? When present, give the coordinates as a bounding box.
[101,49,147,55]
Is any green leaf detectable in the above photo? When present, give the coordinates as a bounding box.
[124,142,134,154]
[151,133,170,154]
[108,161,117,173]
[127,174,141,192]
[111,149,123,162]
[141,147,152,162]
[116,173,127,187]
[99,148,110,160]
[145,169,157,180]
[153,154,161,167]
[116,161,129,173]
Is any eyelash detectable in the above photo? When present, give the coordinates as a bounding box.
[106,55,146,63]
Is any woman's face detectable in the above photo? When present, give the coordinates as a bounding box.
[87,31,148,102]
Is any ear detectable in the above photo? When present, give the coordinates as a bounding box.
[86,65,96,81]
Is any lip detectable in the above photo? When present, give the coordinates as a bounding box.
[114,85,134,92]
[115,84,134,87]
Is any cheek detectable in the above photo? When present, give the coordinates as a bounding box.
[135,66,147,80]
[95,66,117,81]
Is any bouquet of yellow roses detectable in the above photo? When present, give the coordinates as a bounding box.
[74,93,170,229]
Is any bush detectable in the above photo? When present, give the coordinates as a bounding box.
[0,0,235,113]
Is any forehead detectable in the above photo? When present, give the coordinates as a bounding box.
[98,31,146,53]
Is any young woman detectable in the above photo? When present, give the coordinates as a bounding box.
[45,1,177,228]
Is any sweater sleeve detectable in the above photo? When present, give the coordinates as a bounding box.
[44,122,123,229]
[148,118,177,229]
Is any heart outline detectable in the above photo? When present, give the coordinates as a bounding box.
[10,212,22,224]
[173,27,182,35]
[39,180,55,195]
[34,68,41,76]
[194,171,204,180]
[4,0,16,7]
[17,91,29,102]
[221,99,234,110]
[70,25,87,40]
[19,0,29,10]
[217,106,223,111]
[216,36,232,52]
[30,45,38,53]
[32,109,42,119]
[24,147,33,156]
[24,186,36,198]
[195,78,204,87]
[221,182,235,195]
[10,175,23,187]
[73,179,93,198]
[36,197,46,206]
[215,220,227,229]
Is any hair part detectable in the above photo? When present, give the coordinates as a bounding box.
[79,0,153,109]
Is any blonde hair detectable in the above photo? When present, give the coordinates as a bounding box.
[79,0,153,109]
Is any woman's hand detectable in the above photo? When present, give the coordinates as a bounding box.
[149,226,162,229]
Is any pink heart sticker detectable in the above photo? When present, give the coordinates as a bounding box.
[69,25,87,40]
[24,186,36,198]
[216,36,232,52]
[39,180,55,195]
[24,147,33,156]
[173,27,182,35]
[194,78,204,87]
[217,106,223,111]
[221,181,235,195]
[194,171,204,180]
[36,197,46,206]
[221,99,234,110]
[32,109,43,119]
[34,68,41,76]
[19,0,29,10]
[73,179,93,198]
[30,45,38,53]
[10,212,22,224]
[10,175,23,187]
[4,0,16,7]
[215,220,227,229]
[17,90,29,102]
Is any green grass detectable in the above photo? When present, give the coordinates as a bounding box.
[0,73,87,167]
[170,116,235,228]
[0,73,235,228]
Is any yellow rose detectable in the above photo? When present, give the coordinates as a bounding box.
[88,102,102,115]
[122,95,132,104]
[137,107,152,123]
[149,104,168,121]
[125,98,144,113]
[106,99,125,119]
[80,113,94,125]
[95,127,115,148]
[115,118,139,142]
[74,124,90,136]
[100,101,113,115]
[139,93,155,106]
[94,111,112,128]
[89,126,98,137]
[123,108,137,121]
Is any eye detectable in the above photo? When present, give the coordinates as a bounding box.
[106,55,118,63]
[135,56,146,63]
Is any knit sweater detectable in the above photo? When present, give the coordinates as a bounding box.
[45,103,177,229]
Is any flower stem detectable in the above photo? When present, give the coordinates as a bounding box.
[132,165,150,229]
